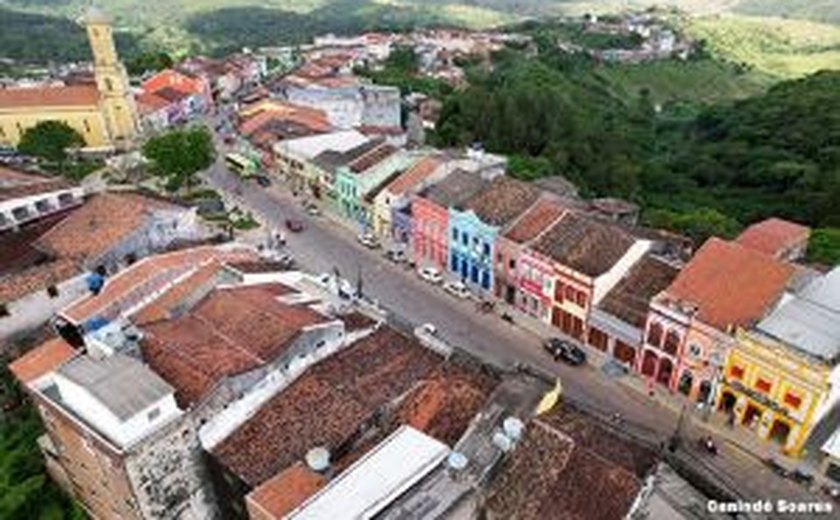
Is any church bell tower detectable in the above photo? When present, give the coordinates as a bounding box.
[85,7,138,147]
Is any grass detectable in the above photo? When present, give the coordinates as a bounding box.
[595,59,771,105]
[684,14,840,78]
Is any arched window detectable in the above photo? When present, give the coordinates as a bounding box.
[105,77,114,92]
[646,322,663,347]
[663,330,680,355]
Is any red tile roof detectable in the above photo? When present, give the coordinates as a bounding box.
[485,403,657,520]
[383,156,441,196]
[735,217,811,259]
[0,85,99,108]
[662,237,795,330]
[349,143,397,174]
[0,258,80,303]
[463,176,541,227]
[132,260,226,325]
[238,101,330,137]
[35,192,179,261]
[9,338,77,384]
[0,178,74,203]
[61,246,257,324]
[246,463,327,520]
[141,284,326,407]
[530,212,637,277]
[142,69,206,98]
[503,198,566,244]
[599,255,681,328]
[212,327,443,486]
[136,91,171,114]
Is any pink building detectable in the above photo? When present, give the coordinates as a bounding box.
[638,238,795,403]
[411,170,487,271]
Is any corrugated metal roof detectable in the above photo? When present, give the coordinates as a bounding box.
[757,267,840,363]
[287,426,449,520]
[58,353,174,420]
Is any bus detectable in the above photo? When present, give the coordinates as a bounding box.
[225,153,258,177]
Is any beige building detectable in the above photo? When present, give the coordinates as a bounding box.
[0,8,138,150]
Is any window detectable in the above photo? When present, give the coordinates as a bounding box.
[0,303,9,318]
[554,282,565,302]
[755,378,772,394]
[47,285,59,298]
[647,322,663,347]
[452,228,459,241]
[663,330,680,355]
[564,286,575,301]
[450,253,458,272]
[147,408,161,422]
[461,233,468,246]
[83,119,91,134]
[105,78,114,92]
[508,258,516,270]
[574,291,586,308]
[588,327,608,351]
[783,392,802,409]
[688,343,702,358]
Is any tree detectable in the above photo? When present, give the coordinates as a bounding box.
[17,121,84,172]
[126,51,174,76]
[142,128,215,193]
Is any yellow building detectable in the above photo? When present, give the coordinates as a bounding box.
[0,7,138,150]
[718,268,840,457]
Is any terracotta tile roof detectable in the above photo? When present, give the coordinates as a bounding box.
[0,210,73,275]
[8,337,77,385]
[463,177,541,227]
[662,237,795,330]
[391,360,499,446]
[132,260,226,325]
[383,156,441,196]
[485,403,657,520]
[503,198,567,244]
[141,284,326,407]
[422,169,488,209]
[0,166,46,185]
[340,311,378,332]
[0,85,99,109]
[35,192,180,261]
[531,212,637,277]
[212,327,443,486]
[239,102,330,137]
[227,260,293,274]
[136,91,170,114]
[735,217,811,259]
[0,259,81,303]
[142,69,206,98]
[151,86,190,104]
[247,463,327,520]
[599,255,680,328]
[61,246,257,324]
[349,143,397,174]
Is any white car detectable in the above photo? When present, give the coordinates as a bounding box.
[444,281,471,299]
[418,266,443,284]
[306,205,321,216]
[357,233,380,249]
[420,323,438,336]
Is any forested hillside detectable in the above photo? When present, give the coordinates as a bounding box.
[434,45,840,260]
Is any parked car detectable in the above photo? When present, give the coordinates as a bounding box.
[306,205,321,216]
[285,219,304,232]
[277,254,295,268]
[418,266,443,284]
[385,249,407,263]
[357,232,380,249]
[419,323,438,336]
[444,281,471,299]
[253,175,271,187]
[543,338,586,366]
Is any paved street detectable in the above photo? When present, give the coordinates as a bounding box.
[202,155,828,515]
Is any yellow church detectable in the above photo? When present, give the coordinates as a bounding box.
[0,7,138,150]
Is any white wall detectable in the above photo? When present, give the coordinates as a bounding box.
[593,240,652,305]
[0,186,85,230]
[0,273,89,341]
[54,372,181,448]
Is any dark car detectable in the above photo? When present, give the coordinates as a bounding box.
[543,338,586,366]
[285,219,304,232]
[253,175,271,187]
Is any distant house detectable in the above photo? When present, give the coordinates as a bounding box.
[371,155,444,241]
[137,69,213,131]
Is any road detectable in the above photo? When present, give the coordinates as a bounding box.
[202,153,827,515]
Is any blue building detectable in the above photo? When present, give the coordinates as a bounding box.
[447,176,541,294]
